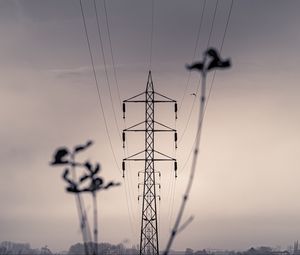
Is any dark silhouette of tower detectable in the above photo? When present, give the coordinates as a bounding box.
[122,71,177,255]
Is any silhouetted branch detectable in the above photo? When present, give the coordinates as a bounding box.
[74,140,93,153]
[50,148,70,165]
[164,48,231,255]
[50,140,121,255]
[177,215,194,234]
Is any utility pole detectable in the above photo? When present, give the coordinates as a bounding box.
[122,71,178,255]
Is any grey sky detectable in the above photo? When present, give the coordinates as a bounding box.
[1,0,300,252]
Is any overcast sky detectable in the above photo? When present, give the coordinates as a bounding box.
[1,0,300,252]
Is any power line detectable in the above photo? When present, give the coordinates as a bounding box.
[80,6,139,237]
[164,52,209,255]
[164,43,232,255]
[206,0,219,48]
[125,158,139,237]
[123,176,138,239]
[123,148,139,240]
[206,0,234,106]
[178,0,207,112]
[78,0,122,174]
[100,0,140,240]
[220,0,234,51]
[178,0,219,145]
[156,0,214,239]
[178,0,234,174]
[103,0,123,109]
[95,0,139,239]
[93,0,122,140]
[82,0,138,242]
[178,139,195,174]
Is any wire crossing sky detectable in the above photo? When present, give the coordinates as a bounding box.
[1,0,300,252]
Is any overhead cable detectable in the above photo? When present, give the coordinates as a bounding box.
[178,0,207,112]
[178,0,234,174]
[93,0,122,140]
[178,0,219,145]
[79,0,121,174]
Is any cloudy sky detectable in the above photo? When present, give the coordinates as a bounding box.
[1,0,300,252]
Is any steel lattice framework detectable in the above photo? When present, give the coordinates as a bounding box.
[122,71,178,255]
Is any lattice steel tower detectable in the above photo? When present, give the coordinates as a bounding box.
[122,71,178,255]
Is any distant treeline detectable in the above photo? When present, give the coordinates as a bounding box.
[0,241,138,255]
[68,242,138,255]
[0,241,294,255]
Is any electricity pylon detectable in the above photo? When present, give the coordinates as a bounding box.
[122,71,178,255]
